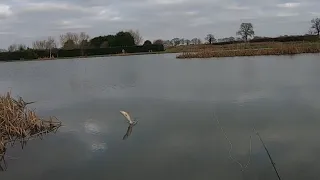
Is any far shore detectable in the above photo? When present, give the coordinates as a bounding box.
[2,41,320,62]
[172,41,320,59]
[1,51,170,63]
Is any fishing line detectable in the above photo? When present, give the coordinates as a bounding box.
[213,111,252,172]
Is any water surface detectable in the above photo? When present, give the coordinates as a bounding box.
[1,54,320,180]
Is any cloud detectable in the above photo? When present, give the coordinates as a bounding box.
[0,0,319,48]
[277,12,300,17]
[276,2,301,8]
[0,4,12,19]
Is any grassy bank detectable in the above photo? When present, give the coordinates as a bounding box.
[174,42,320,59]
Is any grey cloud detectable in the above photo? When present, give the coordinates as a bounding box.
[0,0,319,48]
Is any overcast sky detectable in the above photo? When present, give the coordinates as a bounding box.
[0,0,319,48]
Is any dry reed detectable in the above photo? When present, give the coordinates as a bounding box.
[176,43,320,59]
[0,91,61,171]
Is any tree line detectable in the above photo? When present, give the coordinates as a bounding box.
[0,29,166,61]
[2,29,161,53]
[162,18,320,47]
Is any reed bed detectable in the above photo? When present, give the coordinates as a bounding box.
[0,91,61,171]
[176,43,320,59]
[167,41,320,53]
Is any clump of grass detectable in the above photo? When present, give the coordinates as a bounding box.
[176,43,320,59]
[0,91,61,171]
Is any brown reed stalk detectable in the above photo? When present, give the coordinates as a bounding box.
[0,91,61,171]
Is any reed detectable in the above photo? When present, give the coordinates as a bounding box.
[0,91,61,171]
[176,43,320,59]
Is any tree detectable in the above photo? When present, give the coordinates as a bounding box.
[185,39,191,45]
[205,34,216,44]
[79,32,90,44]
[60,32,78,48]
[8,44,18,52]
[153,39,164,45]
[45,36,57,49]
[191,38,201,45]
[179,38,185,45]
[236,23,255,42]
[33,37,57,50]
[310,18,320,36]
[90,32,135,48]
[32,40,46,50]
[143,40,152,45]
[217,37,236,43]
[100,41,109,48]
[18,44,27,51]
[171,38,180,46]
[114,31,135,47]
[60,32,90,50]
[90,36,111,48]
[78,32,90,55]
[236,37,243,41]
[163,40,173,47]
[127,29,143,45]
[63,39,76,50]
[79,40,90,53]
[229,37,235,42]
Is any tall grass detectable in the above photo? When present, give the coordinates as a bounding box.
[176,43,320,59]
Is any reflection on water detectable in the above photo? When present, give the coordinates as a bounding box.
[84,119,101,135]
[91,142,107,152]
[123,123,137,140]
[0,54,320,180]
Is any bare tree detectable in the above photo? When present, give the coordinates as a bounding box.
[63,39,76,50]
[171,38,180,46]
[228,37,235,42]
[205,34,216,44]
[237,23,255,42]
[153,39,164,45]
[8,44,18,52]
[79,32,90,44]
[18,44,27,51]
[33,40,47,50]
[45,36,57,49]
[163,40,173,47]
[179,38,185,45]
[185,39,191,45]
[33,37,57,52]
[60,32,79,49]
[127,29,143,45]
[310,18,320,36]
[60,32,90,50]
[191,38,201,45]
[79,32,90,55]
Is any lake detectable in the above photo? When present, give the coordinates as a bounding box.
[1,53,320,180]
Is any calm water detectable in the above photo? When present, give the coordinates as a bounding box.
[1,54,320,180]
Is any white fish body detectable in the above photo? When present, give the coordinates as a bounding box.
[120,111,135,124]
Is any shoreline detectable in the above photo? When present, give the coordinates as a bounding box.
[1,51,168,63]
[176,48,320,59]
[1,41,320,62]
[174,42,320,59]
